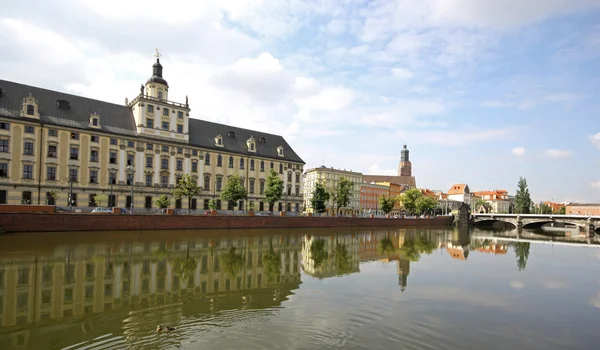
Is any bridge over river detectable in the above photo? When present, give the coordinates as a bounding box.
[471,213,600,234]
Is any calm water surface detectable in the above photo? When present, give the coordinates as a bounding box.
[1,227,599,349]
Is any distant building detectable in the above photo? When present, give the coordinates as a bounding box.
[472,190,511,213]
[565,204,600,216]
[447,184,472,206]
[544,201,565,213]
[360,182,389,215]
[303,166,362,215]
[362,144,417,188]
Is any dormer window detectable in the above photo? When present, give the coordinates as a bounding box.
[277,146,284,157]
[89,113,101,128]
[227,131,235,138]
[21,95,40,119]
[246,136,256,152]
[258,137,266,143]
[56,99,70,109]
[214,135,223,147]
[26,105,34,115]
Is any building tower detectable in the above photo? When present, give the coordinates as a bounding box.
[398,144,412,177]
[397,258,410,292]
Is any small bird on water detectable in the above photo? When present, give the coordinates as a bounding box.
[156,325,176,333]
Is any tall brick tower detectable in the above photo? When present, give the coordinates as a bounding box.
[398,144,412,177]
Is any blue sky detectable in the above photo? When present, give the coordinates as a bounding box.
[1,0,599,202]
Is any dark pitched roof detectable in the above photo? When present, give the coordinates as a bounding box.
[0,79,304,164]
[0,79,137,136]
[188,119,304,164]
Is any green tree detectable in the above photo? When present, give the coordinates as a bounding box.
[514,177,532,214]
[220,246,245,278]
[310,181,330,213]
[557,206,566,214]
[514,242,530,271]
[171,174,202,210]
[155,194,171,209]
[220,175,248,213]
[333,177,353,215]
[379,195,396,215]
[399,233,437,262]
[262,238,281,283]
[475,198,492,213]
[310,239,329,269]
[172,241,197,284]
[400,188,423,215]
[264,170,283,212]
[539,203,553,214]
[93,194,108,207]
[416,196,438,215]
[208,199,218,210]
[378,236,396,257]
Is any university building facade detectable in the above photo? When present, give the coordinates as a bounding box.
[0,56,305,212]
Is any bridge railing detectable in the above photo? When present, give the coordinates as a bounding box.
[472,213,600,219]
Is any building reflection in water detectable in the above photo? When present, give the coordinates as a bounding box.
[1,227,592,349]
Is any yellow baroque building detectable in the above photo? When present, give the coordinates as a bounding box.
[0,56,305,212]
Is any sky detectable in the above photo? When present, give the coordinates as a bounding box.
[1,0,599,203]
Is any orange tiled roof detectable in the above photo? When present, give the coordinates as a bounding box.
[448,184,467,195]
[419,188,438,197]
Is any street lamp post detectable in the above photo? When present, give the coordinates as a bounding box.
[127,166,134,214]
[68,176,74,212]
[109,181,114,208]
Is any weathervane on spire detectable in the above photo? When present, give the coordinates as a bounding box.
[155,48,161,59]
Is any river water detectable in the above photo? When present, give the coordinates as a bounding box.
[0,227,599,349]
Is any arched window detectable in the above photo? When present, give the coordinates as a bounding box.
[250,160,255,170]
[260,161,265,172]
[240,158,245,169]
[279,164,283,174]
[228,156,234,168]
[217,155,222,167]
[205,153,210,165]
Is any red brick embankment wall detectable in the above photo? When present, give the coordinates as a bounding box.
[0,213,453,233]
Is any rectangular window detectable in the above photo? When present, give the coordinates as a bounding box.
[177,124,183,133]
[147,118,154,128]
[205,153,210,165]
[145,174,153,187]
[163,108,169,116]
[91,135,99,142]
[48,129,57,136]
[90,149,98,162]
[177,147,183,154]
[0,190,6,204]
[46,145,57,158]
[70,193,78,206]
[147,105,153,113]
[228,157,234,168]
[0,163,7,177]
[161,145,169,152]
[109,172,117,185]
[250,160,255,170]
[192,161,198,172]
[22,164,33,179]
[47,166,56,181]
[145,196,152,208]
[127,154,134,166]
[204,175,210,191]
[260,161,264,172]
[26,104,35,115]
[240,158,244,169]
[71,132,79,140]
[176,159,182,171]
[287,172,292,182]
[260,181,265,194]
[23,141,34,155]
[192,149,198,156]
[250,179,255,194]
[69,168,78,182]
[70,147,78,160]
[161,159,168,169]
[162,121,169,130]
[177,111,183,118]
[217,156,222,167]
[110,138,117,145]
[109,151,117,164]
[146,156,153,168]
[295,186,300,196]
[160,176,168,187]
[0,122,9,130]
[216,177,222,191]
[127,140,135,148]
[0,139,8,153]
[92,118,98,126]
[24,125,34,134]
[89,170,98,183]
[22,191,32,204]
[146,143,153,150]
[296,173,300,182]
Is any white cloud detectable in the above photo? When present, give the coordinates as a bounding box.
[544,93,582,102]
[545,149,571,158]
[510,280,524,290]
[325,19,346,34]
[367,164,397,176]
[294,86,355,112]
[481,100,507,108]
[395,127,514,146]
[511,147,526,156]
[391,67,414,79]
[591,181,600,190]
[590,132,600,149]
[591,292,600,308]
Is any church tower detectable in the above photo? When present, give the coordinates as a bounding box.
[398,144,412,177]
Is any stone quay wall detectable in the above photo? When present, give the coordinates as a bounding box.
[0,213,453,234]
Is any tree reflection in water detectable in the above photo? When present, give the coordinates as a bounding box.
[334,243,353,275]
[514,242,530,271]
[399,233,437,262]
[310,239,328,269]
[220,246,245,279]
[263,237,281,283]
[173,241,197,283]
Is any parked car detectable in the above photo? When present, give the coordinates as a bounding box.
[91,207,112,213]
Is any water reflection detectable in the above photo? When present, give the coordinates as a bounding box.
[0,227,598,350]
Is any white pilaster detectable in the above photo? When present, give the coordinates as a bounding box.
[118,150,126,182]
[154,153,160,184]
[169,156,175,185]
